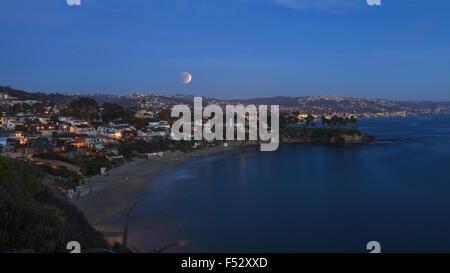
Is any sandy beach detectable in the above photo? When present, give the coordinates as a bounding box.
[72,144,257,233]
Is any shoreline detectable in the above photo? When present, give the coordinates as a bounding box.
[72,130,375,230]
[71,128,376,244]
[72,143,258,231]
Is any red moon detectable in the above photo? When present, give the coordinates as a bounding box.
[180,72,192,84]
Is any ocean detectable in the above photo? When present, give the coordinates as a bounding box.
[126,115,450,253]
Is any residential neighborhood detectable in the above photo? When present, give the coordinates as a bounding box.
[1,86,449,199]
[0,91,180,197]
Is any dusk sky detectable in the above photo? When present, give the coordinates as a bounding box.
[1,0,449,100]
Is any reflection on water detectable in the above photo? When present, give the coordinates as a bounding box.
[127,115,450,253]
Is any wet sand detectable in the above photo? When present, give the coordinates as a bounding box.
[72,144,257,229]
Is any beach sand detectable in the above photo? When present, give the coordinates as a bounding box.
[72,144,257,232]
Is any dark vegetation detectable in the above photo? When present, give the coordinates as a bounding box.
[33,152,76,164]
[77,155,122,176]
[35,164,82,190]
[280,113,359,129]
[0,85,74,105]
[116,138,170,160]
[0,157,108,252]
[101,102,156,129]
[282,127,362,138]
[280,127,375,144]
[63,97,99,123]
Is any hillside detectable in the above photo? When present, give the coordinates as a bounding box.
[231,95,450,116]
[2,85,450,116]
[0,85,74,105]
[0,156,108,253]
[294,96,450,116]
[229,96,301,107]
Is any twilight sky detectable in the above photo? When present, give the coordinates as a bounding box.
[0,0,449,100]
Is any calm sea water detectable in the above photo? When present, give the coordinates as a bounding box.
[127,115,450,253]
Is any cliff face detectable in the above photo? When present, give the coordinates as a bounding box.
[280,128,375,144]
[0,156,108,253]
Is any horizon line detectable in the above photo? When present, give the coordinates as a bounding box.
[2,85,450,103]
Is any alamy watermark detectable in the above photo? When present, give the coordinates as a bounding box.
[170,97,280,152]
[65,1,380,8]
[367,0,381,6]
[66,0,81,6]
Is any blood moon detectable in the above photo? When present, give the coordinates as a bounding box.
[180,72,192,84]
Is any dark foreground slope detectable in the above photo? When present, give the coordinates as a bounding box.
[0,156,108,253]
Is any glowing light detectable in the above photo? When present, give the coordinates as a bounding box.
[180,72,192,84]
[113,132,122,139]
[72,142,84,148]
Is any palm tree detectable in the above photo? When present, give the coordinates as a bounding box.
[321,115,327,128]
[304,114,314,127]
[349,116,358,128]
[330,115,339,128]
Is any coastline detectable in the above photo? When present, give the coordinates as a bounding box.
[71,128,375,245]
[72,128,374,230]
[72,143,258,231]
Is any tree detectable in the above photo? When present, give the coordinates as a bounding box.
[102,103,125,123]
[321,115,327,128]
[17,118,41,132]
[337,116,346,128]
[304,114,315,127]
[15,125,27,132]
[280,113,287,128]
[349,116,358,128]
[127,117,148,130]
[329,115,339,128]
[67,97,99,122]
[289,115,298,126]
[31,103,46,115]
[121,107,146,129]
[50,115,59,124]
[7,103,26,115]
[157,109,172,121]
[122,130,137,140]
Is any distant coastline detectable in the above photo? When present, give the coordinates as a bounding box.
[2,85,450,118]
[280,128,375,145]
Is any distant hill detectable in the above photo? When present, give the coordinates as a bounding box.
[229,96,300,107]
[292,96,450,116]
[0,86,74,105]
[71,94,140,108]
[227,95,450,116]
[2,86,450,116]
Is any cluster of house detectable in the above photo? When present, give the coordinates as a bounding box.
[0,92,42,107]
[0,108,171,160]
